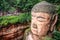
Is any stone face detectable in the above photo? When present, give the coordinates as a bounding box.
[31,12,51,36]
[30,1,57,40]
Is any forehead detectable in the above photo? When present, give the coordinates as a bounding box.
[31,12,50,18]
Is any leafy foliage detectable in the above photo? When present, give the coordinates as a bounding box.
[53,30,60,40]
[0,0,41,12]
[0,13,31,26]
[45,0,60,5]
[0,0,10,11]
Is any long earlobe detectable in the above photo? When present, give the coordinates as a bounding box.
[50,14,58,31]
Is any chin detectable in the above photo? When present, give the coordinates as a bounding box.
[39,33,47,37]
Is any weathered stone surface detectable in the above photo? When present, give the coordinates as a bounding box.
[0,24,29,40]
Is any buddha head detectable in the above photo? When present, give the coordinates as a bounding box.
[31,1,58,37]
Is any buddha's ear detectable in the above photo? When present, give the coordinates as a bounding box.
[50,14,58,32]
